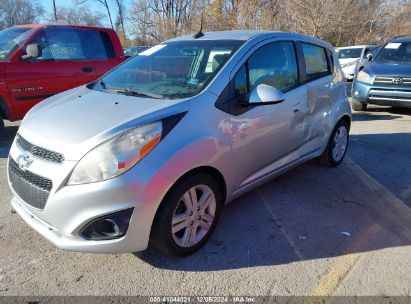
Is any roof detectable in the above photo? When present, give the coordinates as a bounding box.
[13,23,113,31]
[335,45,377,50]
[390,36,411,43]
[166,30,333,49]
[169,30,271,41]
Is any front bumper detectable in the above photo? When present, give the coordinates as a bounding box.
[351,80,411,108]
[8,140,172,253]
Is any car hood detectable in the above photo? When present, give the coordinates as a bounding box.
[18,85,190,161]
[365,61,411,77]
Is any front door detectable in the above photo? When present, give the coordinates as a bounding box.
[229,41,308,189]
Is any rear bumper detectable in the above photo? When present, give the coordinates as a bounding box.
[352,80,411,107]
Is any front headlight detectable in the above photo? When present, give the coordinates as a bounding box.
[68,121,162,185]
[356,70,374,84]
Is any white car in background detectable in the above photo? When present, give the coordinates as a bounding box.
[336,45,376,81]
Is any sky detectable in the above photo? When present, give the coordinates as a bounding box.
[38,0,127,26]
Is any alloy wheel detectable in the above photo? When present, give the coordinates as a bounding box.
[332,125,348,162]
[171,184,216,248]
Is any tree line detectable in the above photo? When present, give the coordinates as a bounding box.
[1,0,410,47]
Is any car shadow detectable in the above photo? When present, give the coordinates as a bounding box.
[352,106,411,121]
[0,123,19,158]
[136,133,411,271]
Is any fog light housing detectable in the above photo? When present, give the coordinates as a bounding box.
[80,208,134,240]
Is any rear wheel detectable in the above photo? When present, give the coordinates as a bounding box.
[319,120,349,167]
[150,174,222,256]
[352,99,367,111]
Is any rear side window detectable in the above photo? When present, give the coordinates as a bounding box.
[234,41,298,95]
[99,31,115,59]
[301,43,330,79]
[31,27,115,61]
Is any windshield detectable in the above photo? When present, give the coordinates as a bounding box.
[376,42,411,62]
[0,27,33,61]
[97,40,243,99]
[337,48,363,59]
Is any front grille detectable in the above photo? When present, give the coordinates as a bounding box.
[373,76,411,86]
[8,158,52,209]
[368,88,411,105]
[16,134,64,163]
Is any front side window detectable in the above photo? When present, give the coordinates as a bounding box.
[248,42,298,92]
[97,40,243,99]
[233,41,298,95]
[31,27,113,61]
[302,43,330,79]
[32,28,86,60]
[0,27,33,61]
[376,42,411,62]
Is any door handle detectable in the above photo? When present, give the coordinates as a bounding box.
[82,66,94,73]
[292,103,301,113]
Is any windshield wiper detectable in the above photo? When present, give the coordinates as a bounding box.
[102,86,164,99]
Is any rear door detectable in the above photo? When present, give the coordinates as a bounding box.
[91,29,123,77]
[5,26,97,119]
[299,42,338,151]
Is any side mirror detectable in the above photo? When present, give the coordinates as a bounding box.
[21,44,41,59]
[366,53,373,62]
[248,84,285,106]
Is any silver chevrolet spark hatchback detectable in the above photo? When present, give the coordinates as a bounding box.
[8,31,351,256]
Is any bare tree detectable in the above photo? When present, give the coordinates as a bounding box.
[113,0,126,33]
[128,0,411,46]
[0,0,45,29]
[48,5,105,26]
[78,0,114,29]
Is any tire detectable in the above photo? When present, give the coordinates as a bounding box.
[150,174,222,257]
[319,120,349,167]
[352,99,367,111]
[0,118,4,136]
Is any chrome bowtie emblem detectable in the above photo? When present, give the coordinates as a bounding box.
[392,78,403,85]
[16,152,33,171]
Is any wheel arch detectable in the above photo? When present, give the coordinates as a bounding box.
[340,114,351,130]
[162,166,227,206]
[0,95,10,120]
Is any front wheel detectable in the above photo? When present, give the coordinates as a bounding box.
[319,120,349,167]
[150,174,222,256]
[352,99,367,111]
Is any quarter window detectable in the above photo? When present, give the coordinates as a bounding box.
[301,43,330,79]
[234,65,248,96]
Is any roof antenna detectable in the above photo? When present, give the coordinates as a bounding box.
[193,13,204,39]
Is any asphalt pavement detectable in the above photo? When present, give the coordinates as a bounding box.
[0,101,410,297]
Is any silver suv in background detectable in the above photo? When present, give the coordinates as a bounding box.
[336,45,377,81]
[8,31,351,256]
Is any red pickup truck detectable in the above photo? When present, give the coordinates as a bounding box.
[0,24,125,130]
